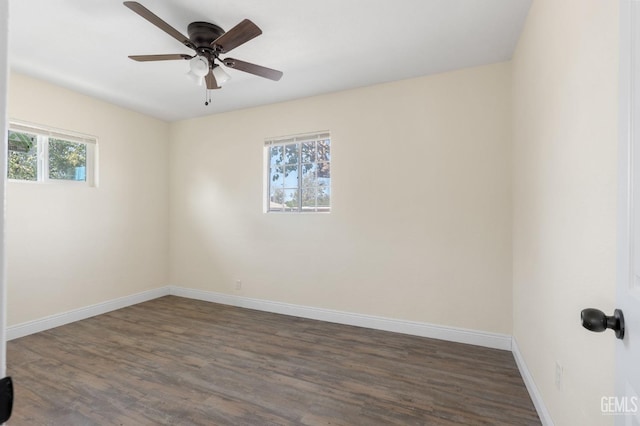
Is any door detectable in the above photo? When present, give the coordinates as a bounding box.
[616,0,640,423]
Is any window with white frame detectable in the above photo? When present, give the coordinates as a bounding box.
[265,132,331,213]
[7,123,97,186]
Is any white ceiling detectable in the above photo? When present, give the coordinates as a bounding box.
[8,0,531,122]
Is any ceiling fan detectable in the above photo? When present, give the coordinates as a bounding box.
[123,1,283,102]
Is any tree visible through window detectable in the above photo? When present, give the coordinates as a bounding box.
[266,132,331,213]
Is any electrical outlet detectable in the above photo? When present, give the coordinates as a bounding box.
[555,361,563,391]
[235,280,242,291]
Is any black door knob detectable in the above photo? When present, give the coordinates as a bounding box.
[581,308,625,339]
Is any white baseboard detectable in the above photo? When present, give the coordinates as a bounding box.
[6,285,511,350]
[6,286,171,340]
[169,286,513,351]
[512,337,554,425]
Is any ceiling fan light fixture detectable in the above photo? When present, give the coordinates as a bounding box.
[189,56,209,77]
[212,65,231,86]
[185,70,204,86]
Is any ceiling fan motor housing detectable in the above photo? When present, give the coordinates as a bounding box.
[187,22,225,49]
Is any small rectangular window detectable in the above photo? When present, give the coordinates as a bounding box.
[265,131,331,213]
[7,122,97,186]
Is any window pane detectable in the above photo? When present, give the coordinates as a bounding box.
[48,138,87,181]
[318,178,330,195]
[284,166,299,188]
[269,187,285,211]
[317,162,330,179]
[318,177,330,189]
[301,142,316,163]
[283,189,298,211]
[301,187,317,212]
[7,131,37,181]
[270,146,283,166]
[317,140,330,162]
[270,166,284,186]
[301,163,317,187]
[318,189,331,208]
[284,144,298,165]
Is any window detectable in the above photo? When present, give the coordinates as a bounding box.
[266,132,331,213]
[7,122,97,185]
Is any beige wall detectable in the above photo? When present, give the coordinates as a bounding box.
[512,0,618,424]
[6,73,170,325]
[169,62,513,334]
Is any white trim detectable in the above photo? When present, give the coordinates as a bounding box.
[6,287,170,340]
[6,285,511,351]
[0,0,9,378]
[9,120,98,145]
[616,0,640,417]
[512,338,554,426]
[264,130,331,147]
[169,286,512,351]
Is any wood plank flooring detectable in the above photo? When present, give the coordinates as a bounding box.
[7,296,540,425]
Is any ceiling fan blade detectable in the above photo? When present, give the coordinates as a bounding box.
[124,1,194,49]
[212,19,262,53]
[205,69,220,90]
[223,58,283,81]
[128,54,192,62]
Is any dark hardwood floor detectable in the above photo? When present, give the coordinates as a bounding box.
[7,296,540,425]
